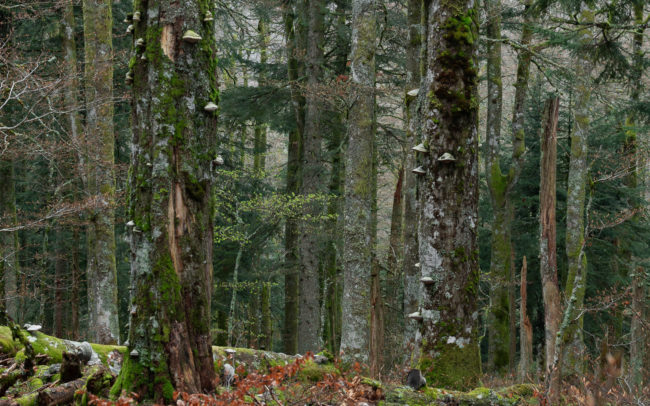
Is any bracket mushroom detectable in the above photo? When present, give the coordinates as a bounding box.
[408,311,423,321]
[412,143,427,153]
[438,152,456,163]
[412,166,426,175]
[204,102,218,112]
[183,30,202,43]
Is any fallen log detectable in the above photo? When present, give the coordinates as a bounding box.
[36,377,84,406]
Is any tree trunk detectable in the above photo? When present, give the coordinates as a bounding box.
[561,7,594,377]
[341,0,377,366]
[538,97,561,402]
[323,0,348,357]
[260,282,272,350]
[384,168,403,369]
[53,228,66,338]
[282,0,304,356]
[518,256,533,381]
[0,160,19,321]
[627,2,645,393]
[416,0,481,390]
[402,0,421,361]
[83,0,119,344]
[369,115,382,377]
[298,0,326,354]
[112,1,218,400]
[70,229,80,341]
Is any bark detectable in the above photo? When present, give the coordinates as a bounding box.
[538,97,561,402]
[402,0,421,360]
[484,0,534,372]
[37,377,85,406]
[0,160,19,321]
[518,256,533,381]
[323,0,348,357]
[53,229,66,338]
[416,0,481,390]
[298,0,326,354]
[70,229,80,341]
[282,0,304,355]
[561,7,594,377]
[260,282,272,350]
[113,1,218,401]
[341,0,377,365]
[384,168,403,369]
[369,118,382,377]
[83,0,119,344]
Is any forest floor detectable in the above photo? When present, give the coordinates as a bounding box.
[0,326,635,405]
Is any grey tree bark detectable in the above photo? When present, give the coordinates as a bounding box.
[341,0,377,365]
[415,0,481,390]
[111,0,218,400]
[83,0,119,344]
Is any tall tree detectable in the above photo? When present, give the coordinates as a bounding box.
[0,161,19,321]
[298,0,326,354]
[402,0,421,359]
[341,0,377,365]
[83,0,119,344]
[111,0,218,400]
[484,0,535,372]
[282,0,305,355]
[415,0,481,389]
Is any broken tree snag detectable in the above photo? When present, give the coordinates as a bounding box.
[60,352,82,382]
[518,256,533,381]
[37,377,85,406]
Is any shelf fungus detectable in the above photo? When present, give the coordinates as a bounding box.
[132,11,141,22]
[214,155,225,166]
[408,311,423,321]
[407,88,419,97]
[415,262,420,268]
[412,166,426,175]
[420,277,435,285]
[438,152,456,162]
[183,30,202,43]
[126,220,135,227]
[129,349,139,358]
[135,38,144,47]
[204,102,218,112]
[123,13,132,23]
[412,143,427,153]
[125,72,133,84]
[204,11,214,22]
[126,24,134,34]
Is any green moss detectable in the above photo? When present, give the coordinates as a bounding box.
[0,327,16,355]
[91,343,126,364]
[14,393,38,406]
[419,342,481,390]
[295,360,337,383]
[162,380,175,401]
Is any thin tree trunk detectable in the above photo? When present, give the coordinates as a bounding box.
[228,244,243,347]
[114,1,218,400]
[561,7,594,377]
[260,282,272,350]
[627,2,645,393]
[402,0,421,364]
[70,229,80,341]
[416,0,481,390]
[369,115,382,377]
[518,256,533,381]
[282,0,304,355]
[341,0,378,366]
[53,228,66,338]
[384,168,403,369]
[83,0,119,344]
[0,160,19,321]
[298,0,326,354]
[538,97,561,402]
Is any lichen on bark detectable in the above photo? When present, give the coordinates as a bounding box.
[415,0,481,390]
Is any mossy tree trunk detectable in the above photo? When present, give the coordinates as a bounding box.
[402,0,421,362]
[83,0,119,344]
[415,0,481,390]
[484,0,533,373]
[341,0,377,366]
[538,97,561,403]
[560,7,594,377]
[323,0,348,356]
[0,160,19,322]
[112,0,218,401]
[282,0,304,355]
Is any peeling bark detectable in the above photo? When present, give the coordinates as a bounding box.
[113,0,218,401]
[538,97,561,402]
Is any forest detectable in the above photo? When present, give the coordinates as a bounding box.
[0,0,648,404]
